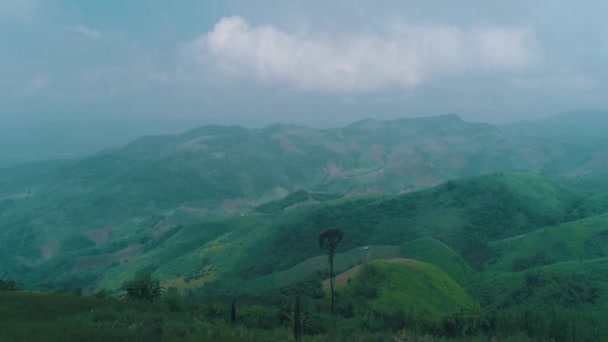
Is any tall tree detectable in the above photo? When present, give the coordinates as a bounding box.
[294,295,302,341]
[319,228,344,314]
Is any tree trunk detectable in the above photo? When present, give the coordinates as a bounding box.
[330,256,335,314]
[294,295,302,341]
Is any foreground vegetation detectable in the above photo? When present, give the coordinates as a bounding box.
[2,269,608,342]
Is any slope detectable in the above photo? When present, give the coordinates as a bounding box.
[331,259,472,320]
[488,213,608,273]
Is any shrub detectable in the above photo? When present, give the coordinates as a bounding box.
[0,274,19,291]
[124,273,163,303]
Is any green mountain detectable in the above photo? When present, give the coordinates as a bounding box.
[2,113,608,300]
[3,112,608,339]
[0,171,589,297]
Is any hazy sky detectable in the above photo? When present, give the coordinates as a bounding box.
[2,0,608,127]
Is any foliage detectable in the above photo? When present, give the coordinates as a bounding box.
[0,274,19,291]
[124,273,163,303]
[319,228,343,313]
[336,260,472,324]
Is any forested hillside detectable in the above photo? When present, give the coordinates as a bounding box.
[2,113,608,340]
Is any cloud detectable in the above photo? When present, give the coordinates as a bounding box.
[0,0,36,19]
[15,75,51,98]
[0,0,56,24]
[511,70,599,90]
[185,16,537,93]
[67,25,101,39]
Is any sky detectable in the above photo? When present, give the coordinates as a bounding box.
[2,0,608,128]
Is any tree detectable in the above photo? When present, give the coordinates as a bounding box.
[294,295,302,341]
[0,273,19,291]
[319,228,343,314]
[125,273,163,302]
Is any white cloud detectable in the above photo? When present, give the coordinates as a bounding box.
[185,16,537,93]
[67,25,101,39]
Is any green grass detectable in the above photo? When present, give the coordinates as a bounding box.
[336,259,473,321]
[488,214,608,272]
[400,237,474,284]
[244,245,403,292]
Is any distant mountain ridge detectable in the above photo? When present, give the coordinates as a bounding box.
[503,110,608,142]
[0,120,206,167]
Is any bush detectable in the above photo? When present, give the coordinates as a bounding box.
[124,273,163,303]
[0,274,19,291]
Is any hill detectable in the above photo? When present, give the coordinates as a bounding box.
[0,172,589,293]
[330,259,472,321]
[0,120,202,167]
[503,111,608,143]
[488,213,608,273]
[228,173,582,283]
[2,113,608,294]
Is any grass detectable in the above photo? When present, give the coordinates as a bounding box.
[335,259,473,321]
[400,237,474,284]
[488,214,608,272]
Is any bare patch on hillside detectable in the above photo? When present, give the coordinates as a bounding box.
[176,135,217,150]
[151,220,176,239]
[324,160,341,177]
[71,244,143,274]
[41,241,58,260]
[284,198,319,211]
[272,134,306,155]
[368,145,387,164]
[0,190,34,201]
[83,226,113,245]
[178,206,204,213]
[222,198,250,214]
[15,256,41,268]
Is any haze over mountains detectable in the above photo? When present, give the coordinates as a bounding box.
[2,110,607,169]
[1,110,608,295]
[0,120,206,167]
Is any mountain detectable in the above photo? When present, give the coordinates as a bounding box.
[0,120,204,167]
[503,111,608,142]
[2,113,608,294]
[3,113,608,340]
[0,172,588,294]
[502,111,608,184]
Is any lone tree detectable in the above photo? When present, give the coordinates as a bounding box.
[319,228,343,314]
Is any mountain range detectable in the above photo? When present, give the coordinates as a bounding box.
[1,111,608,308]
